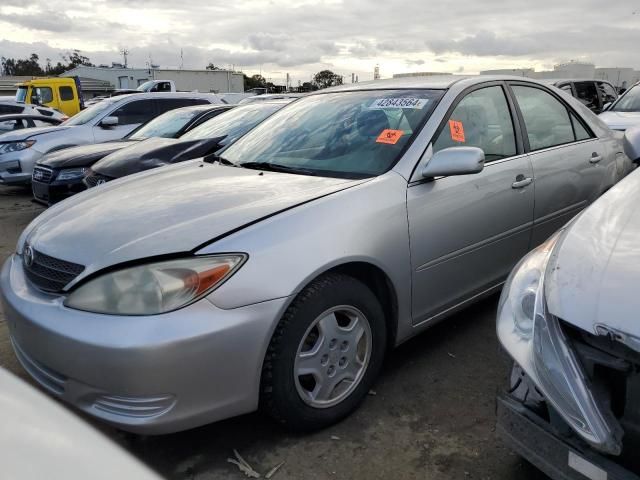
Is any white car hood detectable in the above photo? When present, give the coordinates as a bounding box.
[0,125,72,141]
[23,161,364,285]
[546,171,640,344]
[598,111,640,131]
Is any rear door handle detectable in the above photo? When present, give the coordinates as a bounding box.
[512,176,533,189]
[590,153,603,164]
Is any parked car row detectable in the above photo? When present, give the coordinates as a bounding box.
[1,75,640,479]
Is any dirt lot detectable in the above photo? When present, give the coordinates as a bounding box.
[0,186,549,480]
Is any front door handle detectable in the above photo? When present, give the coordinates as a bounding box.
[512,175,533,189]
[590,153,603,164]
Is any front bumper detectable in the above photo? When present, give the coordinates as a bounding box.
[0,149,42,185]
[497,393,639,480]
[32,176,86,205]
[0,254,289,434]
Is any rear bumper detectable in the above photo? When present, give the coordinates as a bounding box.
[497,393,639,480]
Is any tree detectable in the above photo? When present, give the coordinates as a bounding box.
[206,63,223,71]
[1,54,44,76]
[243,73,267,90]
[313,70,343,89]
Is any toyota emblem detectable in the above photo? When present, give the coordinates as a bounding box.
[24,245,34,267]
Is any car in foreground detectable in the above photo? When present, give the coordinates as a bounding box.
[0,368,161,480]
[31,104,232,205]
[1,75,637,434]
[0,114,62,133]
[544,79,618,114]
[599,82,640,131]
[496,134,640,479]
[0,92,222,186]
[84,100,289,186]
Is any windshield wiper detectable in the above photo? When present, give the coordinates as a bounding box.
[240,161,317,176]
[203,152,235,166]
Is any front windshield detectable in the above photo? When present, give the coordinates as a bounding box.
[612,84,640,112]
[128,108,202,140]
[137,81,154,92]
[222,89,443,178]
[15,87,27,103]
[62,100,115,126]
[181,103,284,146]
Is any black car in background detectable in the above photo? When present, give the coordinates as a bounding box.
[84,100,291,187]
[32,104,232,205]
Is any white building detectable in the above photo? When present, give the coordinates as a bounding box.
[595,68,640,89]
[62,66,244,93]
[480,68,534,77]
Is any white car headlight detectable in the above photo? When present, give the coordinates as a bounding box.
[56,167,86,181]
[497,231,623,455]
[0,140,36,154]
[65,255,246,315]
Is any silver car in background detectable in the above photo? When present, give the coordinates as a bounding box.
[1,75,637,434]
[599,81,640,131]
[496,134,640,477]
[0,92,222,186]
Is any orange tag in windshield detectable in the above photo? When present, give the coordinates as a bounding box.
[449,120,465,142]
[376,129,404,145]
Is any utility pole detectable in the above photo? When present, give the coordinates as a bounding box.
[120,48,130,68]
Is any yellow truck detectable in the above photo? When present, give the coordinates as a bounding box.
[15,77,84,117]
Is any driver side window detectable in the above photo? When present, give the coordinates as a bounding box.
[433,86,516,162]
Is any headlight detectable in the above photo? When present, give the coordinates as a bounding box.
[65,255,246,315]
[56,167,86,181]
[497,232,623,455]
[0,140,36,154]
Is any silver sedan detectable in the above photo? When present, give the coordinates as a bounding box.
[1,75,638,434]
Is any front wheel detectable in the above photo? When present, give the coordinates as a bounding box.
[261,273,387,431]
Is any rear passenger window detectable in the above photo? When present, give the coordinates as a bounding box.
[433,86,516,162]
[570,113,592,141]
[112,100,155,125]
[59,86,75,101]
[155,98,209,115]
[512,86,575,151]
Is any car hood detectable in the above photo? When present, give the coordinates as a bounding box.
[91,137,220,178]
[0,125,72,141]
[23,161,366,284]
[546,171,640,348]
[39,141,136,169]
[598,111,640,131]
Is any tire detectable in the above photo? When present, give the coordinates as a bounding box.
[261,272,387,431]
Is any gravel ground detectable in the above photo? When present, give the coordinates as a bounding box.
[0,186,550,480]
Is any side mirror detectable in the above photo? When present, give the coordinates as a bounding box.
[31,95,41,106]
[623,125,640,163]
[603,102,612,111]
[100,116,119,128]
[422,146,485,178]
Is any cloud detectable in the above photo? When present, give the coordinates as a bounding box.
[0,0,638,81]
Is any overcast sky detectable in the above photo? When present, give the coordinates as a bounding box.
[0,0,639,85]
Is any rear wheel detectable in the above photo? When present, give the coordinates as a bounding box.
[261,273,387,431]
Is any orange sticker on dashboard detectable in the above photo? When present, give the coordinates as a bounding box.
[449,120,465,142]
[376,129,404,145]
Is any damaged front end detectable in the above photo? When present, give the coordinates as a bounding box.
[496,230,639,466]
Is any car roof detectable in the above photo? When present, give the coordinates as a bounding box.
[0,113,60,121]
[318,75,558,93]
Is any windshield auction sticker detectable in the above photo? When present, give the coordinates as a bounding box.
[369,98,429,109]
[449,120,465,142]
[376,129,404,144]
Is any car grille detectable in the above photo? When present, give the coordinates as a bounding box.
[32,166,54,184]
[84,172,112,188]
[23,248,85,292]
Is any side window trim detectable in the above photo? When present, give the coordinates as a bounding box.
[427,81,525,164]
[506,81,597,154]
